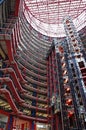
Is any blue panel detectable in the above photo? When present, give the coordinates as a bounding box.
[7,115,13,130]
[31,109,36,117]
[32,121,34,130]
[32,100,36,106]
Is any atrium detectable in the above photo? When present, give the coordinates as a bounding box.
[0,0,86,130]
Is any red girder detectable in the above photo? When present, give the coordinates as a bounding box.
[15,0,20,16]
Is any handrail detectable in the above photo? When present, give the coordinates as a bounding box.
[0,88,21,114]
[10,61,27,83]
[19,114,47,123]
[0,77,24,103]
[17,48,46,69]
[18,62,46,81]
[16,56,46,74]
[21,93,47,103]
[23,84,47,95]
[0,88,48,122]
[21,103,47,112]
[1,68,26,92]
[25,75,47,87]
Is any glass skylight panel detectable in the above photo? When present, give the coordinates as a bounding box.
[24,0,86,37]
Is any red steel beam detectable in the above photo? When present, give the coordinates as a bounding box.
[15,0,20,16]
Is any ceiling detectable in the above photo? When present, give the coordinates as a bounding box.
[23,0,86,37]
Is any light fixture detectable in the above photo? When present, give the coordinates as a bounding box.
[66,99,72,105]
[62,63,66,68]
[68,111,74,117]
[64,78,68,84]
[66,88,70,92]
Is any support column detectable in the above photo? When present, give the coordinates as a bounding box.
[15,0,20,16]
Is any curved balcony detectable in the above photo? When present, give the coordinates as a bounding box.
[24,99,47,109]
[19,32,47,59]
[16,54,46,74]
[0,68,26,92]
[17,59,46,77]
[16,51,46,76]
[18,27,46,58]
[0,88,21,114]
[23,84,47,95]
[16,37,46,65]
[23,69,46,82]
[0,89,47,122]
[20,15,50,49]
[23,72,46,83]
[0,79,47,112]
[21,103,47,112]
[21,89,47,102]
[0,77,24,103]
[10,61,27,83]
[19,114,47,123]
[16,48,46,69]
[24,75,47,87]
[0,77,47,111]
[21,92,47,103]
[0,12,49,122]
[3,40,26,83]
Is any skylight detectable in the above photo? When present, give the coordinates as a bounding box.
[23,0,86,37]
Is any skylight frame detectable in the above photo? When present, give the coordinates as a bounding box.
[23,0,86,37]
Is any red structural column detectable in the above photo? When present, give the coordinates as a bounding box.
[46,60,50,124]
[55,114,59,130]
[5,40,14,62]
[16,20,21,47]
[15,21,20,48]
[49,56,52,97]
[34,123,36,130]
[15,0,20,16]
[21,124,24,130]
[11,32,16,55]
